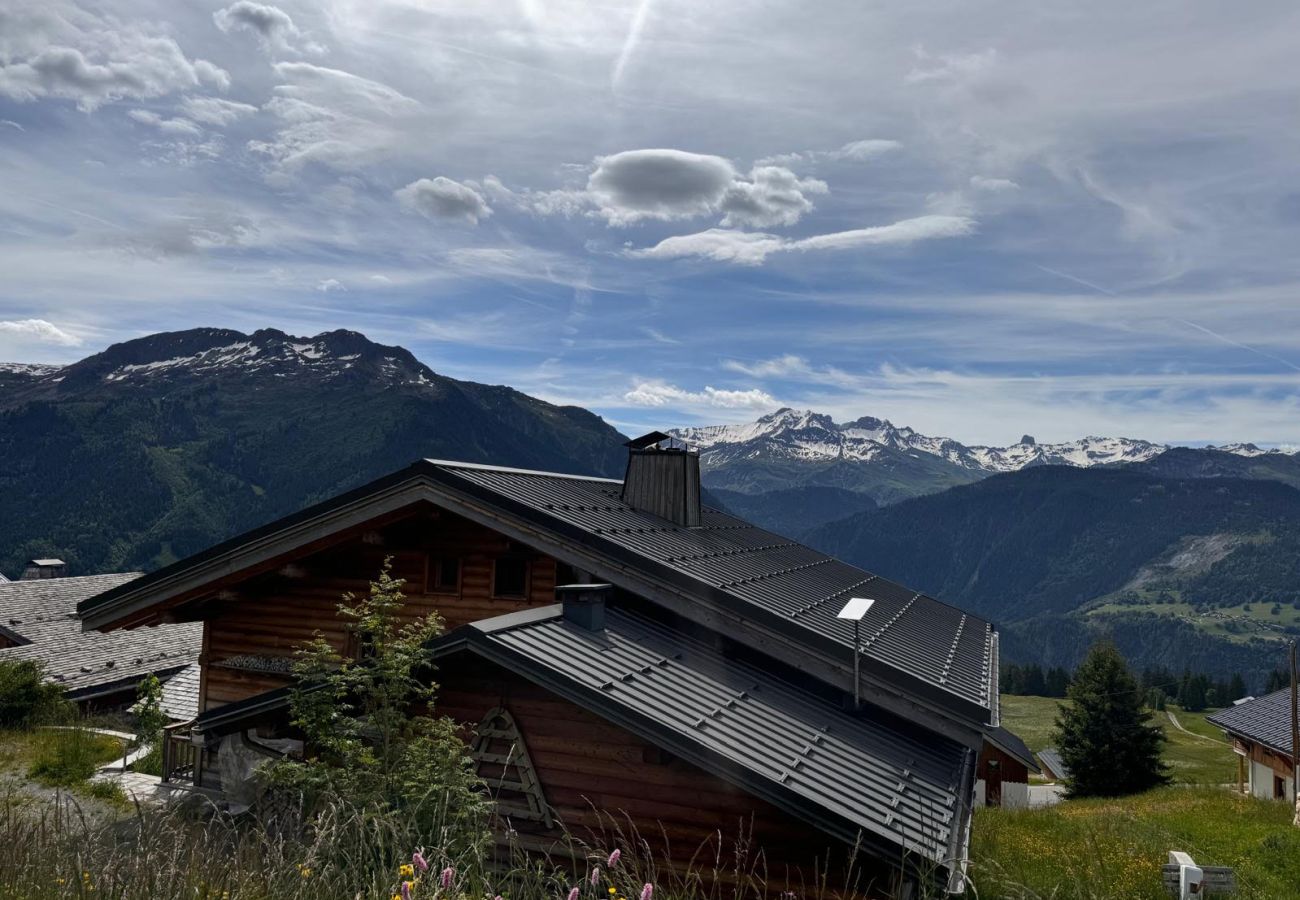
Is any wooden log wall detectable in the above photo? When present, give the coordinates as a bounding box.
[437,657,898,895]
[202,509,559,711]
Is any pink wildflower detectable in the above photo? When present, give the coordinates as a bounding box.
[640,884,653,900]
[440,867,455,891]
[401,881,413,900]
[590,867,601,887]
[413,851,429,873]
[607,849,621,869]
[567,887,580,900]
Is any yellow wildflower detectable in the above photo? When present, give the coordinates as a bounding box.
[400,864,415,878]
[608,890,616,895]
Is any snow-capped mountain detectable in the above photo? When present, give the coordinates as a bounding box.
[671,407,1170,474]
[668,408,1296,507]
[0,327,626,577]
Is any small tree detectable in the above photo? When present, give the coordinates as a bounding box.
[0,660,70,726]
[268,558,488,840]
[1053,641,1169,797]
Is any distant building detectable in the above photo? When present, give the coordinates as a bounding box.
[1207,690,1296,801]
[20,558,67,580]
[0,574,200,710]
[976,728,1037,808]
[1036,747,1070,782]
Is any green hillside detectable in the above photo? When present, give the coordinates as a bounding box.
[0,328,626,578]
[807,467,1300,686]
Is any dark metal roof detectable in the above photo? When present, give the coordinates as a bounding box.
[78,457,998,727]
[986,725,1039,773]
[430,460,996,718]
[439,604,975,879]
[1036,747,1070,781]
[1208,690,1295,756]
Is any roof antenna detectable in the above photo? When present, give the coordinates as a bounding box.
[837,597,875,711]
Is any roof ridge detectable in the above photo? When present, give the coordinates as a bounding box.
[425,458,622,484]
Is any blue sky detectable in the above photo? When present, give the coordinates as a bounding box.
[3,0,1300,445]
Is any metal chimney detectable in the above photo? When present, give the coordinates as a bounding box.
[558,583,611,631]
[621,432,701,528]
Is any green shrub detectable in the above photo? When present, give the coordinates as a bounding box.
[28,728,123,788]
[0,660,71,727]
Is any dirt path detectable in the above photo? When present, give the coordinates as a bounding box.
[1166,710,1227,744]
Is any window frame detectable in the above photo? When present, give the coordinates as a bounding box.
[427,556,462,595]
[491,556,530,599]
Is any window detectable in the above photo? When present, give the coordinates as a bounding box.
[1275,774,1287,800]
[493,557,529,598]
[429,557,460,593]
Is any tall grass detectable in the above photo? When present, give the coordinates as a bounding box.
[0,784,942,900]
[28,728,124,788]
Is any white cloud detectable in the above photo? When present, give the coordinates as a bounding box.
[250,62,421,173]
[723,354,813,378]
[0,9,229,112]
[0,319,82,347]
[719,166,828,228]
[496,150,827,227]
[758,139,903,167]
[623,380,777,410]
[627,215,976,265]
[315,277,345,292]
[970,175,1019,192]
[213,2,321,55]
[180,97,257,127]
[588,149,737,225]
[395,177,493,225]
[127,109,202,137]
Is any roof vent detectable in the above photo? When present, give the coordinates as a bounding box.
[20,559,66,580]
[558,583,611,631]
[621,432,701,528]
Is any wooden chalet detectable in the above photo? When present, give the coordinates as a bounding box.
[77,437,1032,895]
[1208,691,1296,802]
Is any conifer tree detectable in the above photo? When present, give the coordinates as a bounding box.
[1053,641,1169,797]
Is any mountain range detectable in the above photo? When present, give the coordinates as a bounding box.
[6,327,1300,687]
[0,327,624,578]
[669,408,1298,534]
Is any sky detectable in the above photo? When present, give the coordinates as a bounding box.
[3,0,1300,446]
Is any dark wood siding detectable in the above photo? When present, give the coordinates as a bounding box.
[202,510,559,711]
[437,657,895,894]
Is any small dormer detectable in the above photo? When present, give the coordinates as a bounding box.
[20,559,66,580]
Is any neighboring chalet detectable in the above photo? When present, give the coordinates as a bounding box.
[77,438,1033,895]
[1208,691,1296,802]
[0,574,201,710]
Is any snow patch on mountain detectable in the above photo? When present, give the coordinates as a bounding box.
[669,407,1292,475]
[0,362,62,377]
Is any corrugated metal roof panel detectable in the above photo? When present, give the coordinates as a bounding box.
[468,607,971,863]
[1207,690,1295,755]
[437,462,994,714]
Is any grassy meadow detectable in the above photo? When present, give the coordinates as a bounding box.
[999,695,1237,785]
[971,787,1300,899]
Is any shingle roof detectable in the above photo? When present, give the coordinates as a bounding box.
[159,663,201,721]
[0,575,200,699]
[438,604,975,874]
[431,461,996,717]
[1208,690,1295,756]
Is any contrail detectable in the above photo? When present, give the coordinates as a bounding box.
[612,0,654,90]
[1033,264,1118,296]
[1177,318,1300,373]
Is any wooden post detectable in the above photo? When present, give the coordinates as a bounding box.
[1290,641,1299,826]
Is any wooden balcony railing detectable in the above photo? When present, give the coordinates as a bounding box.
[161,719,200,786]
